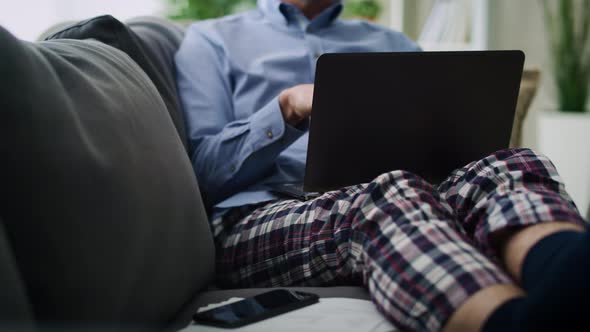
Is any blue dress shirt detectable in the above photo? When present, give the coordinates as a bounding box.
[175,0,421,217]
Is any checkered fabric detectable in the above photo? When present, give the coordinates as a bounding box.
[211,149,585,331]
[437,148,586,257]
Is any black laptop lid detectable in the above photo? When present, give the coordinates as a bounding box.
[304,51,525,192]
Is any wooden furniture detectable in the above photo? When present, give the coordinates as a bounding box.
[510,69,541,148]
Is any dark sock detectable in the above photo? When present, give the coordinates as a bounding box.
[482,298,525,332]
[522,229,590,331]
[521,230,585,291]
[482,295,582,332]
[484,230,590,332]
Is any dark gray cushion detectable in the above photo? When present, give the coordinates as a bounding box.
[125,16,184,93]
[125,16,186,146]
[45,15,188,151]
[0,26,214,328]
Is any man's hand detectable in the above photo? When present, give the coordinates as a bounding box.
[278,84,314,127]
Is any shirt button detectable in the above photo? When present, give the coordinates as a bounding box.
[266,130,274,139]
[230,165,236,172]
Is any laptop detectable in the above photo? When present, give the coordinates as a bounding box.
[275,51,525,199]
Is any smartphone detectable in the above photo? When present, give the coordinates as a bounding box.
[271,183,321,201]
[193,289,319,328]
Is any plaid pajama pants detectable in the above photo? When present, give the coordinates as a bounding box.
[211,148,585,331]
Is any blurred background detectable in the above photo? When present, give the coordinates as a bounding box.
[1,0,588,213]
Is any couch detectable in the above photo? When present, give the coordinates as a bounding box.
[0,15,372,332]
[1,13,550,331]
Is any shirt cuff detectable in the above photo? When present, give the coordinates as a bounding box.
[249,96,307,150]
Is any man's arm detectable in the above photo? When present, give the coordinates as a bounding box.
[175,26,310,206]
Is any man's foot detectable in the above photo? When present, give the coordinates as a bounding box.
[483,229,590,331]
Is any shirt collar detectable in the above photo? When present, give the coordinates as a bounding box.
[257,0,343,30]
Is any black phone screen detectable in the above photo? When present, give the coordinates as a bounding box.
[193,289,319,328]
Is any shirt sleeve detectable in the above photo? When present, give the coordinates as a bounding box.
[388,29,423,52]
[175,25,307,206]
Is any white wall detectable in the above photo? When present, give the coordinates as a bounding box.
[0,0,164,41]
[488,0,555,150]
[393,0,557,149]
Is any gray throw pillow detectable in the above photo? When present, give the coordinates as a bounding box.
[45,15,189,151]
[0,26,214,329]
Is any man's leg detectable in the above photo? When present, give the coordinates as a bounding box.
[213,171,514,331]
[436,148,586,282]
[498,222,583,284]
[480,230,590,332]
[436,148,588,331]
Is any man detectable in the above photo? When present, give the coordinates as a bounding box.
[175,0,589,330]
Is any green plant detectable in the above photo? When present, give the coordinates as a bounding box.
[167,0,256,20]
[542,0,590,112]
[343,0,382,21]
